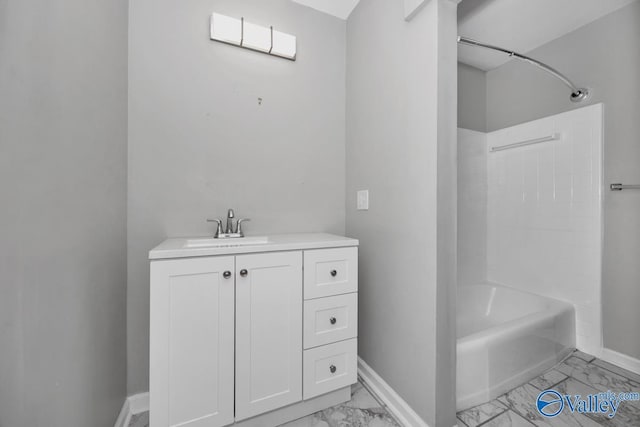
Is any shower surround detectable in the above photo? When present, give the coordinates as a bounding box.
[486,103,603,356]
[456,104,604,408]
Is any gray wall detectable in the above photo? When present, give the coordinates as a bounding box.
[458,63,487,132]
[128,0,346,393]
[346,0,458,424]
[457,63,488,288]
[0,0,128,426]
[486,2,640,360]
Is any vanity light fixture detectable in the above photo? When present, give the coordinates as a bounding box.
[242,21,272,53]
[210,13,242,45]
[271,29,297,60]
[210,13,297,61]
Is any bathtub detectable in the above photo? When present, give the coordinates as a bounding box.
[457,283,575,411]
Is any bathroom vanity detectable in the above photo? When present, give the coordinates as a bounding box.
[149,233,359,427]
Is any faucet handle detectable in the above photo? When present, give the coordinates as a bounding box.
[207,219,224,237]
[235,218,250,236]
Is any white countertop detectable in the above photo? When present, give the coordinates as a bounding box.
[149,233,359,260]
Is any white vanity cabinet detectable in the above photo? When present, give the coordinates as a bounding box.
[149,234,358,427]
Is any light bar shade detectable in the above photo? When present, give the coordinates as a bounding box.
[210,13,242,45]
[209,13,297,61]
[271,30,297,60]
[241,21,271,53]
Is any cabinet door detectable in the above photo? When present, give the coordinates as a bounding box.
[235,251,303,420]
[150,256,235,427]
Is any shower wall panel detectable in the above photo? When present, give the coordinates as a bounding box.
[486,104,603,355]
[458,128,488,286]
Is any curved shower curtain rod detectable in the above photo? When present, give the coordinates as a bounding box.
[457,36,590,103]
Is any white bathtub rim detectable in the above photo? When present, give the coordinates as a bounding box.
[476,280,597,316]
[460,280,584,305]
[458,308,576,354]
[458,305,573,343]
[460,281,603,358]
[458,296,574,346]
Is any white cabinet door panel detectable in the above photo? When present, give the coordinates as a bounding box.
[235,251,303,421]
[150,256,235,427]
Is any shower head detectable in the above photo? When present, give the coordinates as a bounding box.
[457,36,590,103]
[570,88,590,103]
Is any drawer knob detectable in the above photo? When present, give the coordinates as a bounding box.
[329,317,337,325]
[329,365,337,374]
[240,269,248,277]
[223,271,232,279]
[330,270,337,277]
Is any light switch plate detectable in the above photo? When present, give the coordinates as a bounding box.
[357,190,369,210]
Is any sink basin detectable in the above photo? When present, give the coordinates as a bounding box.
[184,236,269,248]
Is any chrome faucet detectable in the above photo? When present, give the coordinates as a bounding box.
[207,209,250,238]
[226,209,235,234]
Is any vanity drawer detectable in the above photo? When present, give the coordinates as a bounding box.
[303,339,357,400]
[303,247,358,299]
[304,293,357,349]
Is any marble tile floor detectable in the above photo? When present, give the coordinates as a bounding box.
[128,380,400,427]
[129,411,149,427]
[457,350,640,427]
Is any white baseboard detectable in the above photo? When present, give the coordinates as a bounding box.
[114,392,149,427]
[357,357,430,427]
[601,348,640,376]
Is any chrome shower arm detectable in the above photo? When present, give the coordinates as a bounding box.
[457,36,589,103]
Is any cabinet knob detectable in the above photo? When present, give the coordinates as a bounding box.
[223,271,232,279]
[330,270,337,277]
[329,317,337,325]
[240,269,248,277]
[329,365,337,374]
